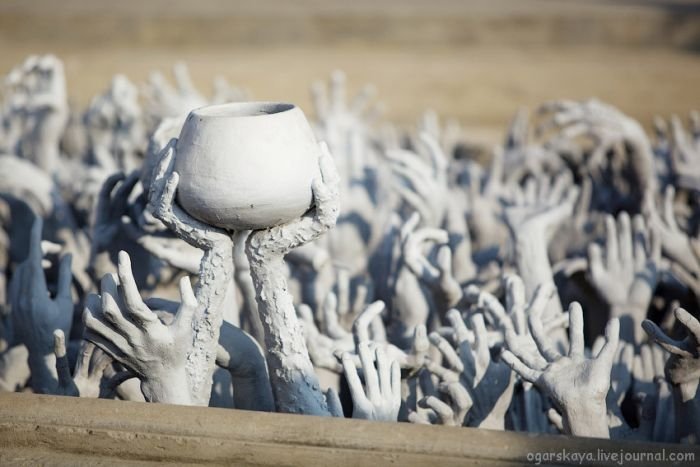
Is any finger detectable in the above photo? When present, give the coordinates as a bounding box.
[101,278,139,338]
[55,253,73,300]
[547,408,564,432]
[468,286,507,326]
[411,324,430,359]
[436,245,454,279]
[505,328,549,371]
[149,140,176,199]
[419,396,456,426]
[390,360,401,403]
[399,210,421,241]
[336,268,350,316]
[375,347,391,398]
[91,346,114,377]
[97,173,126,220]
[76,340,95,376]
[28,216,45,268]
[574,176,592,224]
[323,292,347,340]
[617,212,633,267]
[407,411,432,425]
[41,240,62,255]
[342,352,367,403]
[359,342,379,401]
[501,349,541,384]
[424,359,458,383]
[158,171,180,216]
[369,313,388,343]
[392,182,431,223]
[632,215,648,270]
[429,332,464,373]
[418,132,447,177]
[353,301,385,345]
[591,335,605,358]
[112,171,140,215]
[663,185,678,232]
[318,141,341,187]
[439,381,472,414]
[470,314,490,370]
[53,329,73,383]
[670,262,700,297]
[446,309,472,344]
[549,172,571,205]
[637,344,653,382]
[527,282,555,321]
[117,251,156,325]
[505,274,526,334]
[567,302,585,358]
[105,370,136,394]
[545,312,570,332]
[527,284,560,362]
[174,276,197,333]
[82,302,131,363]
[675,307,700,344]
[352,282,369,316]
[641,319,693,358]
[597,318,620,367]
[604,215,619,269]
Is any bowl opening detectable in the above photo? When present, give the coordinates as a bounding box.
[194,102,295,118]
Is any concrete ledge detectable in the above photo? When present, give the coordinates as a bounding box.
[0,393,697,465]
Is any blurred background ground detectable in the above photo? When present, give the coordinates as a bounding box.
[0,0,699,144]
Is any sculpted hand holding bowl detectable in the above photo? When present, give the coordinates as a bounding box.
[110,102,338,410]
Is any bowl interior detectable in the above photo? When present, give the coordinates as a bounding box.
[194,102,295,118]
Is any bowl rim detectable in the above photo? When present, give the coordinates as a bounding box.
[190,101,297,119]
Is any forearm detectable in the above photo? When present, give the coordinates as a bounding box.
[247,250,330,416]
[231,373,275,412]
[187,245,234,405]
[514,233,562,318]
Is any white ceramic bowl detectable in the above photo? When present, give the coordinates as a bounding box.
[174,102,321,230]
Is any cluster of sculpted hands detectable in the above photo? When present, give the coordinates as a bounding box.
[1,56,700,443]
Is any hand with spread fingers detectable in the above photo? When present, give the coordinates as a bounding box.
[53,330,132,398]
[502,302,620,439]
[424,312,515,429]
[9,216,73,394]
[83,250,198,405]
[342,342,401,422]
[587,212,660,344]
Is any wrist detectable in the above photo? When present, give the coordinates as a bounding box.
[27,352,58,394]
[562,400,609,438]
[141,367,193,405]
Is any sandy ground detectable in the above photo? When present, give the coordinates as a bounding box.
[0,0,698,143]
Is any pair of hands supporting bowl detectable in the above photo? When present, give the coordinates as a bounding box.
[172,101,322,231]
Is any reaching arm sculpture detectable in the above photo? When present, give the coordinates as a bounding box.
[245,143,340,415]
